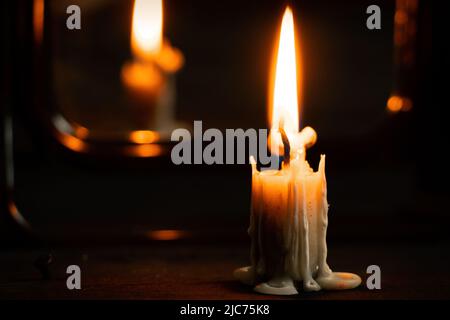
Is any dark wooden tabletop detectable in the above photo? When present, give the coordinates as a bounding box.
[1,240,449,300]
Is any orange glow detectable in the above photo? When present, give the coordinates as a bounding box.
[74,126,89,139]
[393,0,418,66]
[121,61,162,93]
[146,229,188,241]
[339,273,355,280]
[8,201,30,229]
[33,0,44,44]
[126,144,163,157]
[387,95,413,113]
[131,0,163,61]
[59,134,88,153]
[156,43,184,72]
[129,130,160,144]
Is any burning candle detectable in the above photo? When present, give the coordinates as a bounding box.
[121,0,183,131]
[234,7,361,295]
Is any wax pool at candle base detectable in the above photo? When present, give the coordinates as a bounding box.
[235,155,361,295]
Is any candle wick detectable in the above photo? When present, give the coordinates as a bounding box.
[278,121,290,166]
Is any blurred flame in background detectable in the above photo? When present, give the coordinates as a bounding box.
[131,0,163,61]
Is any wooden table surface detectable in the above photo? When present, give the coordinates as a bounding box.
[1,240,449,300]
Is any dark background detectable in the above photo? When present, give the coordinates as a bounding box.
[12,0,441,241]
[2,0,447,300]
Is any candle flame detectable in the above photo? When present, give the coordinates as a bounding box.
[271,7,300,135]
[131,0,163,61]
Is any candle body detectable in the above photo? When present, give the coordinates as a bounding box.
[250,156,327,286]
[235,154,361,294]
[250,170,291,279]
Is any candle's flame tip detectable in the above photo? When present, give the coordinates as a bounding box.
[270,1,299,145]
[284,6,293,15]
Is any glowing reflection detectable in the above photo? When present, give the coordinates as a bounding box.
[126,144,163,157]
[74,126,89,139]
[121,61,162,93]
[129,130,160,144]
[8,201,30,229]
[59,134,88,153]
[146,229,189,241]
[387,95,413,113]
[394,0,418,65]
[33,0,44,44]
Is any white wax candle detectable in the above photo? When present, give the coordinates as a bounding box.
[234,5,361,295]
[235,138,361,295]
